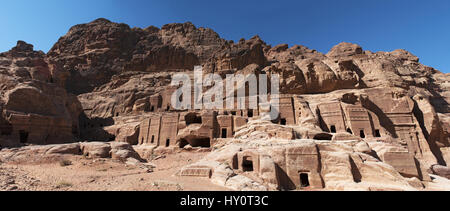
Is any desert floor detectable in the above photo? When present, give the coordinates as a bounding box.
[2,150,450,191]
[0,151,229,191]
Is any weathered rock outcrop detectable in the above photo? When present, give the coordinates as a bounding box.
[0,41,82,147]
[47,19,226,94]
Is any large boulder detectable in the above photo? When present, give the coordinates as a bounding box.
[80,142,111,158]
[110,142,143,161]
[45,143,81,155]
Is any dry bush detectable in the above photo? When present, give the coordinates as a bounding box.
[59,159,72,167]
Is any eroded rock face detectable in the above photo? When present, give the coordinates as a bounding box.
[0,41,82,147]
[47,19,226,94]
[47,19,141,94]
[0,142,143,163]
[181,136,423,191]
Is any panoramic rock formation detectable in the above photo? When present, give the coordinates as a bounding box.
[1,18,449,191]
[0,41,82,147]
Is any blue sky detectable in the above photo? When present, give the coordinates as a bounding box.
[1,0,449,73]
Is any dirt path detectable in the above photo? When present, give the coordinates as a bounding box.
[0,151,229,191]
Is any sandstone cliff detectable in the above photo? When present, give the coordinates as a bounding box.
[0,41,82,147]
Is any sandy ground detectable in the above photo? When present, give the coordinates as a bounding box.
[1,149,450,191]
[0,151,229,191]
